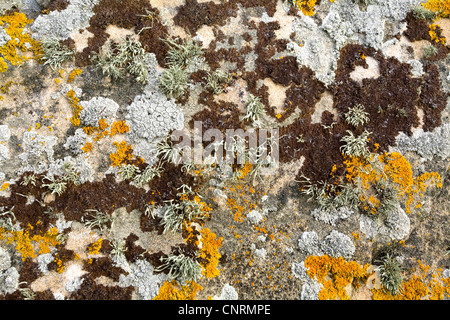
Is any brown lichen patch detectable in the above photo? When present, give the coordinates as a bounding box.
[47,0,69,12]
[123,233,147,263]
[280,119,348,183]
[190,91,245,136]
[83,257,128,281]
[418,64,447,131]
[173,0,239,34]
[68,273,133,300]
[18,258,41,285]
[0,172,57,235]
[75,0,169,67]
[333,44,421,149]
[48,174,146,222]
[278,42,447,185]
[403,12,450,61]
[203,41,244,71]
[173,0,280,37]
[404,12,433,42]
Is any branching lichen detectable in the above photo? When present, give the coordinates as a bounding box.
[156,251,203,283]
[375,254,403,296]
[340,130,371,158]
[40,38,75,70]
[345,104,370,128]
[162,36,202,69]
[158,65,189,98]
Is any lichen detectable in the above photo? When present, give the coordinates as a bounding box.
[371,260,450,300]
[198,228,223,279]
[66,89,82,127]
[0,225,60,261]
[304,255,371,300]
[0,12,42,73]
[153,280,203,300]
[109,141,136,167]
[422,0,450,18]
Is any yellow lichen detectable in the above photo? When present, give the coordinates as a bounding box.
[235,162,253,180]
[56,259,64,273]
[109,141,135,166]
[371,260,450,300]
[304,255,372,300]
[0,225,61,261]
[429,23,446,44]
[198,228,223,278]
[0,12,42,73]
[67,68,83,83]
[110,120,130,136]
[81,141,93,153]
[291,0,335,16]
[422,0,450,18]
[153,280,203,300]
[88,238,103,255]
[66,89,82,127]
[343,152,442,214]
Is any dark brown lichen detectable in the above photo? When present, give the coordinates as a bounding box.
[68,274,133,300]
[75,0,169,68]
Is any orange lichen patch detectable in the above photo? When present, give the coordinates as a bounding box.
[380,152,415,193]
[235,162,253,180]
[423,0,450,18]
[304,255,372,300]
[224,179,261,223]
[109,141,135,166]
[54,257,65,273]
[83,120,129,146]
[87,238,103,255]
[344,152,442,214]
[98,119,108,131]
[343,154,379,188]
[382,153,442,213]
[226,197,246,222]
[194,195,213,217]
[82,126,96,135]
[292,0,335,16]
[153,280,203,300]
[183,224,200,246]
[198,228,223,278]
[67,68,83,83]
[371,260,450,300]
[0,12,42,73]
[110,120,130,136]
[81,142,93,153]
[83,119,110,141]
[66,89,82,127]
[405,171,442,213]
[0,225,60,261]
[1,183,9,191]
[429,24,447,44]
